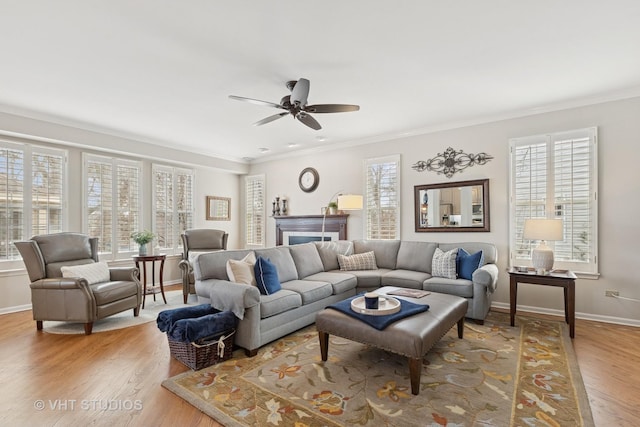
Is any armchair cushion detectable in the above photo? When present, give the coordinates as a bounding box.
[61,262,110,285]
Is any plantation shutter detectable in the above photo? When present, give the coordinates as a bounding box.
[152,165,194,253]
[0,147,25,260]
[245,174,265,246]
[116,163,141,253]
[510,128,598,276]
[365,155,400,240]
[31,151,64,236]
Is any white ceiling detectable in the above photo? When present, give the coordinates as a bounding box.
[2,1,640,163]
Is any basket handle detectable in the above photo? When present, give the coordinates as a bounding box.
[192,330,235,358]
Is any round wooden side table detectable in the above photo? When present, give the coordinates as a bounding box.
[132,254,167,309]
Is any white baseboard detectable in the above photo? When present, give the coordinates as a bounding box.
[491,301,640,328]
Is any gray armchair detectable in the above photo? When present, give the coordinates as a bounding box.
[14,232,142,335]
[178,229,228,303]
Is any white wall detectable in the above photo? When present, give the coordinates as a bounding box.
[250,96,640,326]
[0,114,244,313]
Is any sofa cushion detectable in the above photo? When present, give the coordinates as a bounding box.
[254,257,281,295]
[281,279,333,304]
[345,268,392,289]
[338,251,378,271]
[255,247,299,282]
[303,271,358,295]
[423,277,474,298]
[226,252,257,286]
[193,249,254,281]
[353,239,401,269]
[314,241,354,271]
[456,248,484,280]
[61,262,110,285]
[395,241,438,273]
[432,247,458,279]
[259,289,302,319]
[289,243,324,278]
[382,269,431,289]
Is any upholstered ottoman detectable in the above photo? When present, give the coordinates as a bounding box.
[315,286,468,395]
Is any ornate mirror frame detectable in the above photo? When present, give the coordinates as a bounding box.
[414,179,490,232]
[206,196,231,221]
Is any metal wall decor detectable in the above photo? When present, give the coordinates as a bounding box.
[412,147,493,178]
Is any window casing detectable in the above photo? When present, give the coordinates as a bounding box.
[1,139,66,263]
[365,155,400,240]
[83,154,142,259]
[152,165,194,254]
[509,128,598,277]
[245,174,265,247]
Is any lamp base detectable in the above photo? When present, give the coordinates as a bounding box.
[532,241,554,271]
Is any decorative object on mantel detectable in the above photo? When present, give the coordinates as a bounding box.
[412,147,494,178]
[271,196,287,216]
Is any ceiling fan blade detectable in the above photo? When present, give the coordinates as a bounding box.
[290,78,310,107]
[228,95,285,110]
[296,112,321,130]
[304,104,360,113]
[253,112,289,126]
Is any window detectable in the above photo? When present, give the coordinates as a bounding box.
[245,174,265,247]
[509,128,598,276]
[83,154,142,258]
[0,140,66,262]
[365,155,400,240]
[152,165,194,254]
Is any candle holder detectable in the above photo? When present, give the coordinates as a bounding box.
[272,201,276,216]
[282,199,288,215]
[275,197,281,216]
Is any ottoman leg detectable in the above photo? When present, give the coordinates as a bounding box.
[408,357,421,395]
[319,331,329,361]
[457,317,465,338]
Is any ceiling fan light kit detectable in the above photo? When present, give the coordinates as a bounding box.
[229,78,359,130]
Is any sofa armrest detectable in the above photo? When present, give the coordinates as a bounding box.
[472,263,499,293]
[29,277,92,291]
[109,266,140,282]
[200,279,260,319]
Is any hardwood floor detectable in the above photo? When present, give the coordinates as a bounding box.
[0,294,638,426]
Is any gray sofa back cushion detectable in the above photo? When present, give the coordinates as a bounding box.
[255,247,299,282]
[353,239,401,269]
[288,243,324,278]
[193,249,253,281]
[438,242,498,264]
[395,241,438,273]
[314,241,354,271]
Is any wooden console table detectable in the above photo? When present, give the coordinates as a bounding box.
[509,268,577,338]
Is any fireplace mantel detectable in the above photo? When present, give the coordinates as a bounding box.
[274,215,349,246]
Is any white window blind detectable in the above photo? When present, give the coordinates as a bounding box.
[365,155,400,240]
[152,165,194,254]
[84,154,141,258]
[0,140,66,262]
[245,174,265,247]
[509,128,598,276]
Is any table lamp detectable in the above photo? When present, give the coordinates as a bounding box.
[321,193,363,242]
[523,218,563,271]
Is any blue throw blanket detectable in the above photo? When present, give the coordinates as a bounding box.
[167,311,237,343]
[327,294,429,330]
[157,304,219,332]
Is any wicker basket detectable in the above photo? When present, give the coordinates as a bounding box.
[167,329,235,370]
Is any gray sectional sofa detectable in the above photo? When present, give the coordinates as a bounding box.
[191,240,498,356]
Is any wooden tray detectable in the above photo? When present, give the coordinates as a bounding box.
[351,296,401,316]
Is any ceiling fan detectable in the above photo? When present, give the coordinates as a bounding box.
[229,78,359,130]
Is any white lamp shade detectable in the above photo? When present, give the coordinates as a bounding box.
[337,194,363,210]
[523,219,563,241]
[523,218,563,271]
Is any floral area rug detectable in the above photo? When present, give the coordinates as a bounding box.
[162,311,594,426]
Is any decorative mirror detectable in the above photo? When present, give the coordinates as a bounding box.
[414,179,490,232]
[206,196,231,221]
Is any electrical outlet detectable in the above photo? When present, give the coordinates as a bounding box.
[605,290,619,297]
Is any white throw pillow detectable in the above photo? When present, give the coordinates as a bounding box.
[431,247,458,279]
[226,252,257,286]
[337,251,378,271]
[60,262,111,285]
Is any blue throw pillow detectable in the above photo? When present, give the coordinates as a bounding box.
[457,248,484,280]
[254,256,281,295]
